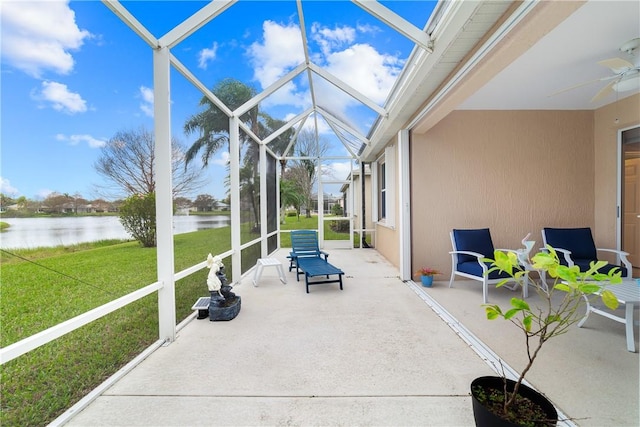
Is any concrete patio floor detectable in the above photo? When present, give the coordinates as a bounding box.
[60,247,638,426]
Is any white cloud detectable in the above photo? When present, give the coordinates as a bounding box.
[198,42,218,69]
[0,1,91,78]
[310,22,402,105]
[248,21,305,89]
[0,177,19,196]
[56,133,106,148]
[311,23,355,57]
[212,151,230,167]
[325,43,403,105]
[34,81,87,114]
[139,86,154,117]
[261,80,310,109]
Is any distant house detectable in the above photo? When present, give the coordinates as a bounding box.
[215,201,230,211]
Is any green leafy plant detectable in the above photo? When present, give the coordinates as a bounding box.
[480,246,621,421]
[415,267,440,276]
[119,192,156,247]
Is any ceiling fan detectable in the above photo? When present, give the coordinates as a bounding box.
[553,37,640,102]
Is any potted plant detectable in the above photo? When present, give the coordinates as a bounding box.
[415,267,440,287]
[470,246,621,426]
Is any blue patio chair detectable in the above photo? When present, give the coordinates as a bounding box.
[449,228,530,303]
[541,227,631,278]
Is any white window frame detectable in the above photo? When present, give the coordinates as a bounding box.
[373,145,396,228]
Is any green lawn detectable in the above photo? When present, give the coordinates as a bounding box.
[0,228,231,426]
[0,215,353,426]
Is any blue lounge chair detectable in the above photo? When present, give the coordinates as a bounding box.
[290,230,344,293]
[288,230,328,274]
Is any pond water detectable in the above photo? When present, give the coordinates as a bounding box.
[0,215,230,250]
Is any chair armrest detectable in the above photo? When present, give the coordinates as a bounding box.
[320,250,329,260]
[544,247,573,265]
[449,250,485,259]
[597,248,630,256]
[596,248,632,278]
[449,250,489,273]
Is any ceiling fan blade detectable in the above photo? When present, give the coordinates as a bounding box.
[548,74,618,97]
[590,78,619,102]
[598,58,634,74]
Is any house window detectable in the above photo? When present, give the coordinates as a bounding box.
[373,145,395,227]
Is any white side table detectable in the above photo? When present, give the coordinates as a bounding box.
[578,279,640,352]
[252,258,287,287]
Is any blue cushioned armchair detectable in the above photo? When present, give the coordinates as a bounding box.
[541,227,631,278]
[449,228,530,303]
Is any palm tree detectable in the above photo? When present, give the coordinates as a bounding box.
[184,78,260,166]
[184,78,293,227]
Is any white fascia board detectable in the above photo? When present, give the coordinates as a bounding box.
[262,107,314,146]
[159,0,237,48]
[102,1,158,48]
[308,63,387,117]
[406,0,538,130]
[236,63,307,118]
[352,0,432,53]
[170,54,233,117]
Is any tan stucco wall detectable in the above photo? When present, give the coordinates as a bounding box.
[594,94,640,250]
[375,140,401,267]
[410,110,596,276]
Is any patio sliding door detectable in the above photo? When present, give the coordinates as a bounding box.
[621,126,640,277]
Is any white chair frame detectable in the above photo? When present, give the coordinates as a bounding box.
[541,229,632,279]
[448,231,532,304]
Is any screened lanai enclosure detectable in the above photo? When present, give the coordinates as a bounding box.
[104,1,439,344]
[2,0,442,363]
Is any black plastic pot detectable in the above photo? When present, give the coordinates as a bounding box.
[470,376,558,427]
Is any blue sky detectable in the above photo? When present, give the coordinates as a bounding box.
[1,0,434,201]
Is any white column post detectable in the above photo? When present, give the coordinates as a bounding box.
[229,117,241,282]
[318,160,324,246]
[153,46,176,342]
[260,143,268,257]
[276,159,282,249]
[398,129,411,281]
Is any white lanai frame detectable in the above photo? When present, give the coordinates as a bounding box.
[105,0,432,343]
[0,0,436,363]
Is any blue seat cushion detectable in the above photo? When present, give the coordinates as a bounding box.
[543,227,597,261]
[573,259,628,277]
[453,228,495,265]
[457,261,512,279]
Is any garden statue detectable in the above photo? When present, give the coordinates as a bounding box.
[205,253,241,321]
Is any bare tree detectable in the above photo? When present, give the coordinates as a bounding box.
[284,128,331,217]
[94,126,206,198]
[43,192,74,213]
